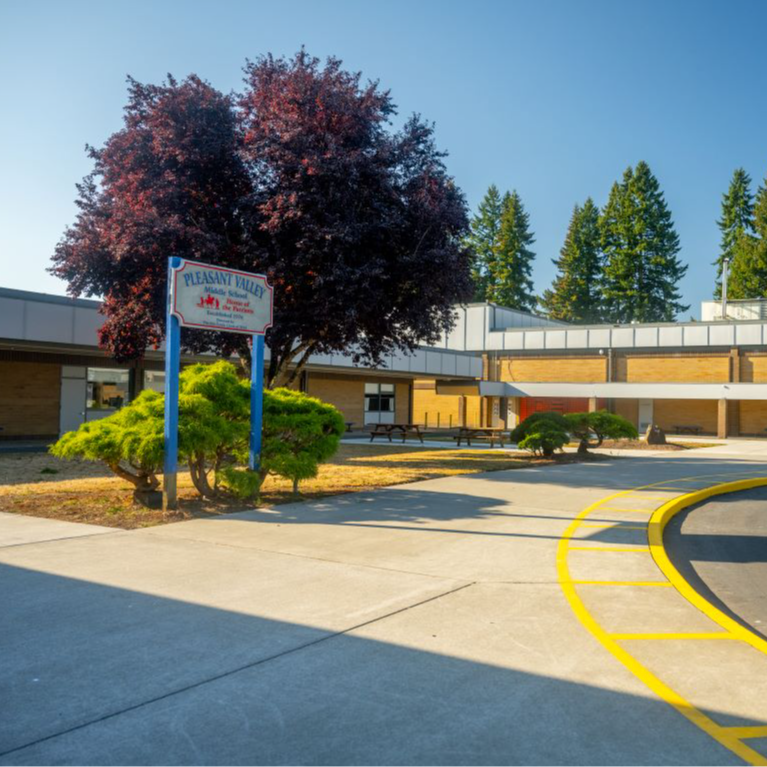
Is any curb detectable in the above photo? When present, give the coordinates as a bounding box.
[648,477,767,657]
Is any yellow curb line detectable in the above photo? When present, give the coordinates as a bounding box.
[558,473,767,766]
[648,477,767,657]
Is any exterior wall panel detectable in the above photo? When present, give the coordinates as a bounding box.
[501,357,607,383]
[653,399,718,434]
[0,361,61,437]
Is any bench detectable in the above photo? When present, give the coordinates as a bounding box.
[673,425,702,435]
[455,427,507,447]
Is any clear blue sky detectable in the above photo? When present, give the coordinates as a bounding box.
[1,0,766,318]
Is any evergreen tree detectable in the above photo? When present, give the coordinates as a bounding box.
[600,162,688,322]
[540,198,602,322]
[488,191,537,311]
[728,178,767,298]
[466,184,503,301]
[714,168,754,298]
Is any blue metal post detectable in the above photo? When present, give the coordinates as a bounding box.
[163,256,182,511]
[249,334,265,471]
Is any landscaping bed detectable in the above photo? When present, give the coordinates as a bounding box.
[0,444,604,529]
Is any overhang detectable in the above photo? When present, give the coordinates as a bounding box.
[439,380,767,401]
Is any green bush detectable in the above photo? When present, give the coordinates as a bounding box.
[510,411,569,445]
[516,419,569,457]
[261,388,345,496]
[564,410,638,454]
[178,361,251,498]
[52,362,345,504]
[50,389,165,498]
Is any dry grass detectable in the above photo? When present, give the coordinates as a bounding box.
[0,444,593,529]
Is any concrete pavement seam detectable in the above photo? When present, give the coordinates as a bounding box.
[0,580,476,760]
[0,529,124,551]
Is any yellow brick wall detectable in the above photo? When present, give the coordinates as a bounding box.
[616,355,730,383]
[738,401,767,435]
[306,374,409,427]
[740,355,767,383]
[653,399,718,434]
[0,361,61,437]
[614,399,639,427]
[411,380,484,428]
[501,357,607,383]
[412,382,460,428]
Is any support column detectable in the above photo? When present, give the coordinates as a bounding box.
[729,348,740,436]
[717,398,729,439]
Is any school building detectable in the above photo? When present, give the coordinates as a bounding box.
[3,285,767,441]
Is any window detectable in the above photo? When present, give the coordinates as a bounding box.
[365,383,395,414]
[86,368,130,411]
[143,371,166,393]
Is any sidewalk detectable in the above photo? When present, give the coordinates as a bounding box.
[1,453,766,764]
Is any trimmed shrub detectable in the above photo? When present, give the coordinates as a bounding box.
[511,411,569,445]
[178,361,251,498]
[261,388,345,496]
[564,410,638,454]
[52,362,345,504]
[50,390,165,501]
[517,419,569,457]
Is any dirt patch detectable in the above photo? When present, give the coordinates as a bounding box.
[596,439,722,451]
[0,444,605,529]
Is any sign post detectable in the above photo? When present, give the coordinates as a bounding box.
[163,258,273,511]
[163,257,182,511]
[250,335,265,471]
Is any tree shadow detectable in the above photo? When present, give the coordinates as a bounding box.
[0,562,757,765]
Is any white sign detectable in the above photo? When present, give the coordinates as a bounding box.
[170,259,273,335]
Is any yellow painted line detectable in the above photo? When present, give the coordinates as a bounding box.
[725,727,767,740]
[570,581,672,587]
[557,473,767,766]
[597,507,658,513]
[648,476,767,658]
[568,546,650,553]
[610,632,736,640]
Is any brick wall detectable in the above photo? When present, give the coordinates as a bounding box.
[0,361,61,438]
[615,355,730,383]
[738,401,767,435]
[614,398,638,427]
[411,380,484,428]
[740,354,767,383]
[653,399,718,434]
[306,373,410,427]
[500,357,607,383]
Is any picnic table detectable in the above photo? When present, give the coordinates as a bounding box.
[455,426,508,447]
[673,424,702,435]
[369,423,425,444]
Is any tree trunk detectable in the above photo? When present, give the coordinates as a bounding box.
[189,454,216,498]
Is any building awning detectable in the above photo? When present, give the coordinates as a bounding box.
[438,380,767,401]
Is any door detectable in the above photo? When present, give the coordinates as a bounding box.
[638,399,654,433]
[59,367,87,435]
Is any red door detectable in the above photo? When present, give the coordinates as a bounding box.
[519,397,604,420]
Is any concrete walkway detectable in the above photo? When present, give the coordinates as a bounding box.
[2,452,767,764]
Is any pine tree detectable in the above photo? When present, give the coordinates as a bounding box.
[488,191,537,311]
[466,184,503,301]
[540,198,602,322]
[729,178,767,298]
[600,162,688,322]
[714,168,754,298]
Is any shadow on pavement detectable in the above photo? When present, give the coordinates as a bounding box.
[0,562,753,766]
